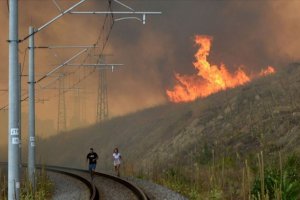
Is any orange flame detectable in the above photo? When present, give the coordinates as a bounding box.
[259,66,276,76]
[166,35,276,103]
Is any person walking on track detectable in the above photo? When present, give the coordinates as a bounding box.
[113,148,122,177]
[86,148,98,179]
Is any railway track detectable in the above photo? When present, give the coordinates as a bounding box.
[0,162,99,200]
[43,166,99,200]
[45,165,149,200]
[0,163,149,200]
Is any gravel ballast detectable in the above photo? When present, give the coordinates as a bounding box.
[48,167,188,200]
[94,176,138,200]
[58,169,138,200]
[126,177,188,200]
[48,171,90,200]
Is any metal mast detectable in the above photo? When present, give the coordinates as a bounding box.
[66,62,123,123]
[96,56,109,122]
[57,75,67,132]
[71,88,81,128]
[81,78,87,125]
[17,63,22,181]
[8,0,20,199]
[96,68,108,123]
[28,26,36,189]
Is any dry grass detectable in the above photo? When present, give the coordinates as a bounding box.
[121,151,300,200]
[22,63,300,199]
[0,168,54,200]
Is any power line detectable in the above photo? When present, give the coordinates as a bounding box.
[42,0,115,102]
[41,0,116,101]
[57,75,67,132]
[1,0,117,110]
[21,48,28,75]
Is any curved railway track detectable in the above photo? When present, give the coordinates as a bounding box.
[0,163,149,200]
[0,162,99,200]
[94,171,148,200]
[43,166,99,200]
[45,165,149,200]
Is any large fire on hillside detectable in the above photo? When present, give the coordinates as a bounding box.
[166,35,276,103]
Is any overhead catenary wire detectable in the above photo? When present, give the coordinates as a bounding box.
[42,0,115,99]
[0,48,88,110]
[1,0,139,111]
[19,0,88,43]
[21,48,28,75]
[0,46,28,109]
[3,0,115,105]
[50,48,65,65]
[0,1,115,110]
[3,0,162,110]
[43,0,116,100]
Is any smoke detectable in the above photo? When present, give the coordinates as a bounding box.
[0,0,300,142]
[107,0,300,103]
[262,2,300,62]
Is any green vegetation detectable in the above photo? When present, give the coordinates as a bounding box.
[0,168,54,200]
[124,152,300,200]
[251,154,300,200]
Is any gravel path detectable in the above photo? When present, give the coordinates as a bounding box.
[48,171,90,200]
[126,177,188,200]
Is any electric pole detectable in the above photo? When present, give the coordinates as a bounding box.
[8,0,21,199]
[66,63,123,123]
[28,26,36,189]
[57,75,67,132]
[18,63,22,184]
[96,56,109,122]
[69,88,82,129]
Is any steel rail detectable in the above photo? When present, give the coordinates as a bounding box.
[43,165,150,200]
[0,162,99,200]
[95,171,149,200]
[41,167,99,200]
[0,162,148,200]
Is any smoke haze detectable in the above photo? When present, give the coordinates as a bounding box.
[0,0,300,145]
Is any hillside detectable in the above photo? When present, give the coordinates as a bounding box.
[39,63,300,172]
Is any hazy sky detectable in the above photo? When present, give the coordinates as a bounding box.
[0,0,300,135]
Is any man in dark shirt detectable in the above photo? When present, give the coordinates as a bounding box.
[86,148,98,178]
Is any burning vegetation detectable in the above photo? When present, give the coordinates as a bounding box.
[167,35,276,103]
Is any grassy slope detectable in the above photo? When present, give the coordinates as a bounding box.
[39,63,300,171]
